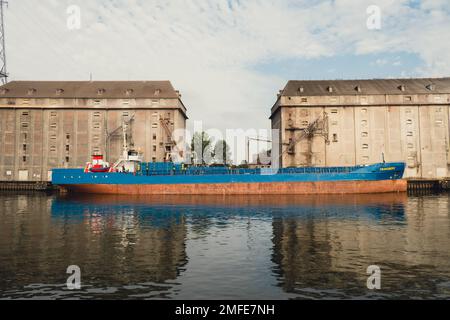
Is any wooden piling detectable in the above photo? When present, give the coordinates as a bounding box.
[407,179,449,194]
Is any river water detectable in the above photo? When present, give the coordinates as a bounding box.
[0,192,449,300]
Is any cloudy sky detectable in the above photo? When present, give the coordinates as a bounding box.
[5,0,450,136]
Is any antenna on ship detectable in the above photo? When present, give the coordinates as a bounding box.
[0,0,8,85]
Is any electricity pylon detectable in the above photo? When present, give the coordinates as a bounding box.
[0,0,8,85]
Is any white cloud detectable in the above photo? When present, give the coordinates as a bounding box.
[4,0,450,137]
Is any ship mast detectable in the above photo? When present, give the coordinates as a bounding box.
[122,120,129,159]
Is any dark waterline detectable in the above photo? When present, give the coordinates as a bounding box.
[0,192,449,300]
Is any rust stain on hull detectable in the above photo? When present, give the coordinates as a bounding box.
[62,180,407,195]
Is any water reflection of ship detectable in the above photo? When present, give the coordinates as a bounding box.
[54,192,408,211]
[50,193,408,292]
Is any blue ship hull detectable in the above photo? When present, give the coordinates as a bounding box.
[52,162,407,195]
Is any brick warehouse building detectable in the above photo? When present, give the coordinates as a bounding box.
[271,78,450,179]
[0,81,188,182]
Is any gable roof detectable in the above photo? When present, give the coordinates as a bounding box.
[281,77,450,96]
[0,81,180,99]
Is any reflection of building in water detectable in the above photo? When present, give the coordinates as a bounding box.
[0,194,187,292]
[272,216,336,292]
[271,193,450,294]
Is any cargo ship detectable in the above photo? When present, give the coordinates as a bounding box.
[51,122,406,195]
[52,154,407,195]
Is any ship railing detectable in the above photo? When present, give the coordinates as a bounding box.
[135,165,360,176]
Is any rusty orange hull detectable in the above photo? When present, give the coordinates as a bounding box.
[61,179,407,195]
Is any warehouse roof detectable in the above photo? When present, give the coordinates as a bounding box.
[0,81,181,99]
[281,77,450,96]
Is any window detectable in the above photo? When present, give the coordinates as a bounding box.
[66,145,70,152]
[22,111,29,116]
[50,146,57,152]
[153,145,157,152]
[93,99,101,105]
[93,122,101,129]
[361,120,368,127]
[93,112,101,118]
[152,157,157,163]
[404,96,412,102]
[22,156,27,162]
[50,123,57,129]
[362,144,369,149]
[123,112,129,117]
[407,143,414,149]
[361,108,368,114]
[405,109,412,114]
[153,134,157,140]
[407,131,413,137]
[21,123,29,128]
[331,121,338,126]
[361,132,368,138]
[332,134,338,142]
[23,144,27,151]
[65,156,70,163]
[331,109,338,114]
[50,112,57,117]
[152,123,158,129]
[301,98,308,103]
[66,134,70,140]
[406,119,413,125]
[122,99,130,105]
[435,119,443,127]
[301,121,309,127]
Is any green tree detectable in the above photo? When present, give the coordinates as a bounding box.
[213,139,232,165]
[191,131,213,165]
